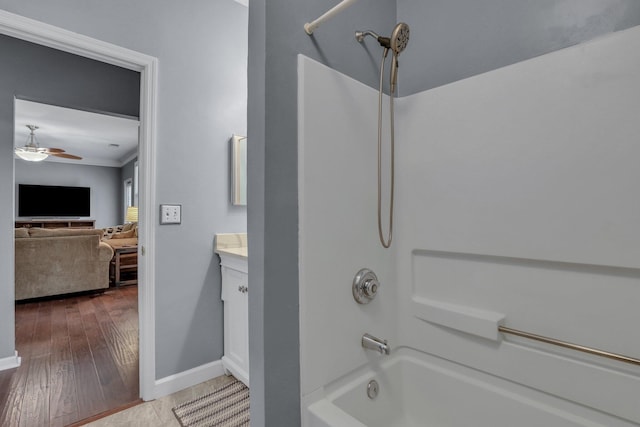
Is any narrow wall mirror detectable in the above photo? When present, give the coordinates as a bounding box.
[231,134,247,206]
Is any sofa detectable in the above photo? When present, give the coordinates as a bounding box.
[15,227,114,300]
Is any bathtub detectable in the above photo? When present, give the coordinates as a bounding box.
[304,347,632,427]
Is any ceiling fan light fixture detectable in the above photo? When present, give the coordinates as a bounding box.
[16,125,48,162]
[15,148,48,162]
[14,124,81,162]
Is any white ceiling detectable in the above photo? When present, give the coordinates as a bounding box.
[14,99,139,168]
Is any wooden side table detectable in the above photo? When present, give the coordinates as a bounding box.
[110,246,138,286]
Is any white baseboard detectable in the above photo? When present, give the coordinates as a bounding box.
[0,351,21,372]
[153,359,225,399]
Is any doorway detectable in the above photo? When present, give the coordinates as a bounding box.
[0,7,158,421]
[10,97,142,424]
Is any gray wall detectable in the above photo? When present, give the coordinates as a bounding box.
[0,0,248,378]
[0,35,140,115]
[397,0,640,95]
[0,34,139,360]
[247,1,395,425]
[15,161,121,228]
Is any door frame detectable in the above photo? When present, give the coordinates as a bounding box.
[0,10,158,400]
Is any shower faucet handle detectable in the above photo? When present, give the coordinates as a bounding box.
[353,268,380,304]
[363,277,378,297]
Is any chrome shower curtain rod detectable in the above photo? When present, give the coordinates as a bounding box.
[304,0,358,35]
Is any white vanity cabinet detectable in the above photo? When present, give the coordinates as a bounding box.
[218,251,249,387]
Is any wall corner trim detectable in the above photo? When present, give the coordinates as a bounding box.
[153,360,225,400]
[0,10,155,70]
[0,351,21,372]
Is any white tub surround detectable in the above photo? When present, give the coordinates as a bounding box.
[396,25,640,424]
[298,55,397,399]
[215,233,249,387]
[299,24,640,427]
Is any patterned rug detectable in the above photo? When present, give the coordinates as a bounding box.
[172,379,250,427]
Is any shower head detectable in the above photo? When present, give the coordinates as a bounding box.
[390,22,410,55]
[355,23,409,55]
[356,23,410,94]
[389,23,409,93]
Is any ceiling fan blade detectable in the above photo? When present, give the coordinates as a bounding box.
[51,152,83,160]
[40,147,65,154]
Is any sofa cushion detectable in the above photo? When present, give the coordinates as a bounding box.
[15,228,29,238]
[111,229,136,239]
[29,228,103,238]
[105,237,138,249]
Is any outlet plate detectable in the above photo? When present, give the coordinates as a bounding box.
[160,204,181,224]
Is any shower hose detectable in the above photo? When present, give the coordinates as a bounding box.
[377,47,394,249]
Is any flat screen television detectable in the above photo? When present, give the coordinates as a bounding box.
[18,184,90,217]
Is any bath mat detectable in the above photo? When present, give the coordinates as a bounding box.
[172,379,250,427]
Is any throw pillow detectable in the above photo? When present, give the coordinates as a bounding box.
[102,225,125,240]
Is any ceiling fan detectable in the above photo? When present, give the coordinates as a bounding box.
[15,124,83,162]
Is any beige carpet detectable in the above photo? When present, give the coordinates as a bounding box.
[172,379,250,427]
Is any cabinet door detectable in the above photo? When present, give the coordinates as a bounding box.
[222,267,249,376]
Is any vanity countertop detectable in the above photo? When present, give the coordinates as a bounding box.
[215,233,247,259]
[216,246,248,258]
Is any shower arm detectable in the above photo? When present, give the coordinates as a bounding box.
[355,30,391,49]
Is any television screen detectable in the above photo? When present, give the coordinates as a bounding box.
[18,184,90,217]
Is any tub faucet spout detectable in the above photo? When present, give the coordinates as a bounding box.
[362,333,390,355]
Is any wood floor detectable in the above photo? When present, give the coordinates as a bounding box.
[0,286,139,427]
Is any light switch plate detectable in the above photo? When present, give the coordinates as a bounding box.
[160,204,181,224]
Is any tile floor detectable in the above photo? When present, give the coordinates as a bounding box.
[84,374,236,426]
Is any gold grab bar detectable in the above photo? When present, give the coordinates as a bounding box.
[498,326,640,366]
